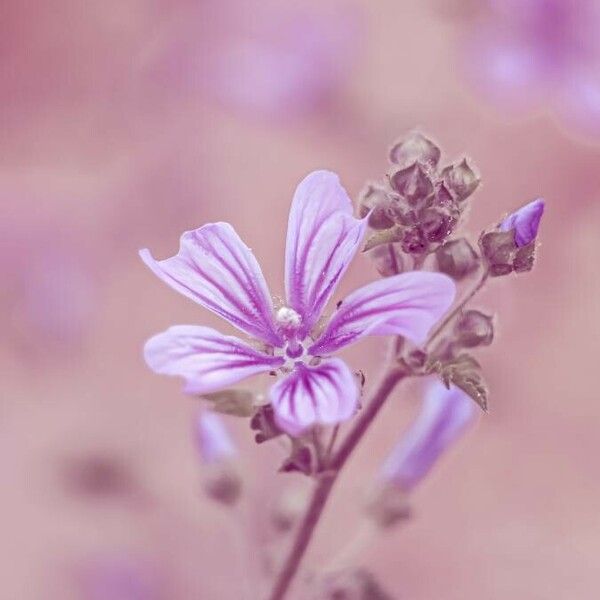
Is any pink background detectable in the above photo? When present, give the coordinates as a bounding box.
[2,1,599,598]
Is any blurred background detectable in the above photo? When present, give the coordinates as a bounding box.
[2,0,600,598]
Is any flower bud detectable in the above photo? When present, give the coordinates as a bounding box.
[195,411,241,506]
[442,159,480,201]
[435,238,479,280]
[389,131,441,169]
[500,198,545,247]
[195,411,236,464]
[378,380,477,493]
[358,184,395,230]
[479,230,517,276]
[419,207,454,242]
[401,226,428,255]
[454,310,494,348]
[389,163,433,206]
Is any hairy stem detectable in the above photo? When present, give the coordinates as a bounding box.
[266,365,406,600]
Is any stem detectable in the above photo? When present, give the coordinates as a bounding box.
[425,268,489,350]
[266,365,406,600]
[324,425,340,465]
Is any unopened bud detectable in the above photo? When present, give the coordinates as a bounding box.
[195,411,236,464]
[358,184,395,230]
[368,243,405,277]
[500,198,545,247]
[513,241,536,273]
[401,226,428,255]
[419,208,454,242]
[378,380,477,493]
[195,411,241,506]
[479,230,517,277]
[442,159,480,201]
[454,310,494,348]
[389,163,433,206]
[389,131,441,169]
[435,238,479,280]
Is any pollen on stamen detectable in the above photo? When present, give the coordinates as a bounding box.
[276,306,302,330]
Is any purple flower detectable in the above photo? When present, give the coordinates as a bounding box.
[500,198,545,247]
[195,411,237,465]
[141,171,455,436]
[379,380,476,491]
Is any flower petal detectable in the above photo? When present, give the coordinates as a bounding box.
[309,272,456,355]
[140,223,283,346]
[284,170,368,337]
[499,198,545,247]
[144,325,284,394]
[379,379,477,491]
[269,358,358,436]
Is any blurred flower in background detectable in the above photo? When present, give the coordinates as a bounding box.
[143,0,361,121]
[463,0,600,140]
[1,192,101,363]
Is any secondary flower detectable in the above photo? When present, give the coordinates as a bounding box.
[141,171,455,436]
[500,198,545,247]
[379,379,477,492]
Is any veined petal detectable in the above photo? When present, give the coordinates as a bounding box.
[270,358,358,436]
[284,170,368,337]
[309,272,456,355]
[380,379,477,491]
[140,223,283,346]
[144,325,284,394]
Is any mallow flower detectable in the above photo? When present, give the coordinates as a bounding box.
[140,171,455,436]
[500,198,545,247]
[380,380,477,492]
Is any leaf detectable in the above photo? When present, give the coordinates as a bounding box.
[200,389,255,417]
[435,354,489,411]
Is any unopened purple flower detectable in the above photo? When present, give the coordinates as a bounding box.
[500,198,545,247]
[195,411,236,465]
[141,171,455,436]
[380,380,476,492]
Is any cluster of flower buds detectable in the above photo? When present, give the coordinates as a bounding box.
[360,131,480,271]
[367,380,477,528]
[480,198,545,276]
[194,410,241,506]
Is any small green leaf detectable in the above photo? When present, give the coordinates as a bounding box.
[435,354,488,411]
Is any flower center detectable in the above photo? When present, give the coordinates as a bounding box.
[276,306,302,332]
[274,306,308,362]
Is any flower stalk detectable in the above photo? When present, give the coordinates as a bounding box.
[267,360,407,600]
